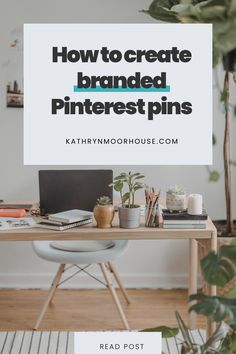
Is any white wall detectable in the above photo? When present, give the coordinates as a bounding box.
[0,0,235,289]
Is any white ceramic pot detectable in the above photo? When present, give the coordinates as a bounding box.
[118,206,140,229]
[166,192,186,211]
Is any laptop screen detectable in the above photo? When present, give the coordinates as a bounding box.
[39,170,113,215]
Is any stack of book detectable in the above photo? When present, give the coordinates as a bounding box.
[162,209,208,229]
[37,209,93,231]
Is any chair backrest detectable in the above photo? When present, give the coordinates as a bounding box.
[39,170,113,215]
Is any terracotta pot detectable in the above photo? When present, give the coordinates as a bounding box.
[93,204,115,228]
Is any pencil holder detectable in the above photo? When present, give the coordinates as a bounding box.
[145,205,160,227]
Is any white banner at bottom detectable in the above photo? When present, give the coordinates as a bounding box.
[74,332,161,354]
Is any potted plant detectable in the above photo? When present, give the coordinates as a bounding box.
[143,0,236,237]
[166,185,186,211]
[110,171,146,229]
[93,196,114,229]
[141,238,236,353]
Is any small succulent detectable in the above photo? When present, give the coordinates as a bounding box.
[96,196,112,206]
[167,185,185,195]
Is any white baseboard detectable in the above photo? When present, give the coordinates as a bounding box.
[0,272,201,289]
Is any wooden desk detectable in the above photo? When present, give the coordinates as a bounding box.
[0,215,217,335]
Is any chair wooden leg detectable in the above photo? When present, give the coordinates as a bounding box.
[99,263,130,330]
[33,263,65,330]
[108,261,130,305]
[49,264,65,304]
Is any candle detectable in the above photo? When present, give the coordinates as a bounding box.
[188,194,203,215]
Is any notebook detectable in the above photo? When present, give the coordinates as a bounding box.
[49,209,93,224]
[37,218,92,231]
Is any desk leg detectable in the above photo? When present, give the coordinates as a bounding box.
[188,239,198,329]
[207,231,217,337]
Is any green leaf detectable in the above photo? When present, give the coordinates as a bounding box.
[208,170,220,182]
[229,0,236,15]
[220,331,236,354]
[141,325,179,338]
[122,192,130,204]
[215,21,236,54]
[213,134,217,145]
[146,0,180,22]
[200,6,226,21]
[130,172,141,178]
[195,0,227,21]
[201,251,235,286]
[220,245,236,266]
[213,41,221,67]
[172,3,201,20]
[175,312,196,351]
[133,183,144,192]
[226,286,236,299]
[144,0,236,69]
[197,0,227,9]
[189,294,236,325]
[221,88,228,102]
[152,0,178,8]
[189,294,217,317]
[114,181,123,192]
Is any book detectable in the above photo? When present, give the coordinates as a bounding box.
[0,217,36,230]
[49,209,93,224]
[163,219,207,225]
[163,224,206,229]
[162,209,208,220]
[0,209,26,218]
[0,203,33,210]
[36,218,92,231]
[38,219,67,226]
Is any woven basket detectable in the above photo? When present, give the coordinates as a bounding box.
[198,238,236,296]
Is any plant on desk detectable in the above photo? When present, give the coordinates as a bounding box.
[110,171,146,229]
[166,185,186,211]
[142,239,236,353]
[93,196,114,229]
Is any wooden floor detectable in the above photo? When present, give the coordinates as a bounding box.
[0,289,205,331]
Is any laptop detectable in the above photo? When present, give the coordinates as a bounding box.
[39,170,113,215]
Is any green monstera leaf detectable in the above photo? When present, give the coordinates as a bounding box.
[189,293,236,325]
[201,251,235,287]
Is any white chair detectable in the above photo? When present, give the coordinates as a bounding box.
[32,240,130,330]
